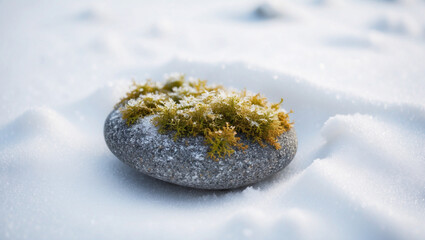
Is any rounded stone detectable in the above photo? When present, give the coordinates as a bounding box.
[104,109,297,190]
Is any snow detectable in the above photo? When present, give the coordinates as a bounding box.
[1,0,425,239]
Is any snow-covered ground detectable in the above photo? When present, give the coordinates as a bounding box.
[1,0,425,239]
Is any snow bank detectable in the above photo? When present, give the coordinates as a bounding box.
[2,60,425,240]
[1,0,425,239]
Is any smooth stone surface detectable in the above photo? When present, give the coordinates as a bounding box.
[104,109,298,190]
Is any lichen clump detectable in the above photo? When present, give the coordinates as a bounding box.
[116,74,293,160]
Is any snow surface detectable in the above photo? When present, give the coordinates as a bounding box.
[1,0,425,239]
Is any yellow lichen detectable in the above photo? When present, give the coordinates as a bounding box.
[116,74,293,160]
[205,123,248,161]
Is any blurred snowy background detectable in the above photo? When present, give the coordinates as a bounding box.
[1,0,425,239]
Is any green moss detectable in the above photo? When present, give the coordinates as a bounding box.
[116,74,293,160]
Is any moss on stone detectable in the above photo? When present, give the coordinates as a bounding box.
[116,73,293,160]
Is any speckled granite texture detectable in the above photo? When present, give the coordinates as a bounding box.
[104,109,297,189]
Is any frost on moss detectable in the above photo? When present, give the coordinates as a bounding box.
[116,73,293,160]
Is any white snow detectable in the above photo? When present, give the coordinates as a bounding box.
[1,0,425,239]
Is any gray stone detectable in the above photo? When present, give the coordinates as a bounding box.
[255,3,283,19]
[104,109,297,190]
